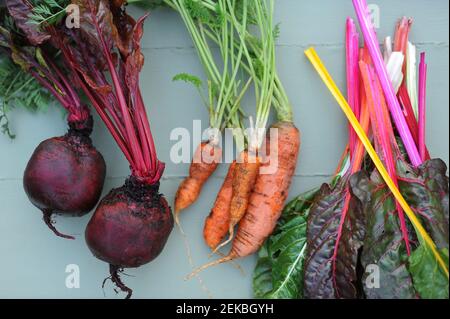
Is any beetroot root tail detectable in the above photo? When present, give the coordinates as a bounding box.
[42,210,75,240]
[109,264,133,299]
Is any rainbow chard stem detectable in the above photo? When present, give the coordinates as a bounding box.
[418,53,428,162]
[346,18,360,159]
[352,0,422,167]
[305,47,448,278]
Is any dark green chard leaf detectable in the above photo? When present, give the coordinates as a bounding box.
[351,171,417,299]
[409,246,449,299]
[398,159,449,299]
[303,176,365,299]
[253,188,319,299]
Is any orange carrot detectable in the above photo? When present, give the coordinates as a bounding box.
[203,161,236,250]
[187,121,301,277]
[230,151,261,225]
[213,150,261,251]
[175,142,222,219]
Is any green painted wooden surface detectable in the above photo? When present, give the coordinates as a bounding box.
[0,0,448,298]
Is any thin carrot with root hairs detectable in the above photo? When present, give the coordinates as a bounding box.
[174,142,220,296]
[187,122,300,278]
[174,141,220,297]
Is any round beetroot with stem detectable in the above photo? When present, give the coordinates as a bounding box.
[23,116,106,239]
[0,18,107,240]
[85,177,173,298]
[57,3,174,298]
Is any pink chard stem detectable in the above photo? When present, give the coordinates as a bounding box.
[352,0,422,167]
[418,53,428,162]
[346,18,361,158]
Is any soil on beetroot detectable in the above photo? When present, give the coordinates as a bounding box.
[23,117,106,239]
[85,176,174,298]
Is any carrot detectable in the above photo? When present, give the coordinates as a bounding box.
[187,121,301,277]
[175,142,222,220]
[175,143,221,298]
[231,151,261,225]
[233,122,300,255]
[203,161,236,250]
[214,150,261,251]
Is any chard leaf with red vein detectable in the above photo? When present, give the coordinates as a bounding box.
[5,0,51,45]
[72,0,116,55]
[304,176,365,299]
[399,159,449,251]
[351,171,417,299]
[253,187,319,299]
[400,158,449,299]
[110,2,137,58]
[124,15,147,94]
[351,158,449,299]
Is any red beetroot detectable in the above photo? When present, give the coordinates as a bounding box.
[0,4,107,239]
[86,177,173,298]
[53,1,174,298]
[24,117,106,239]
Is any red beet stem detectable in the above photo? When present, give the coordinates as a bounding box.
[42,210,75,240]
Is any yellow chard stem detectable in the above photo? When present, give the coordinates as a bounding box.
[304,47,449,278]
